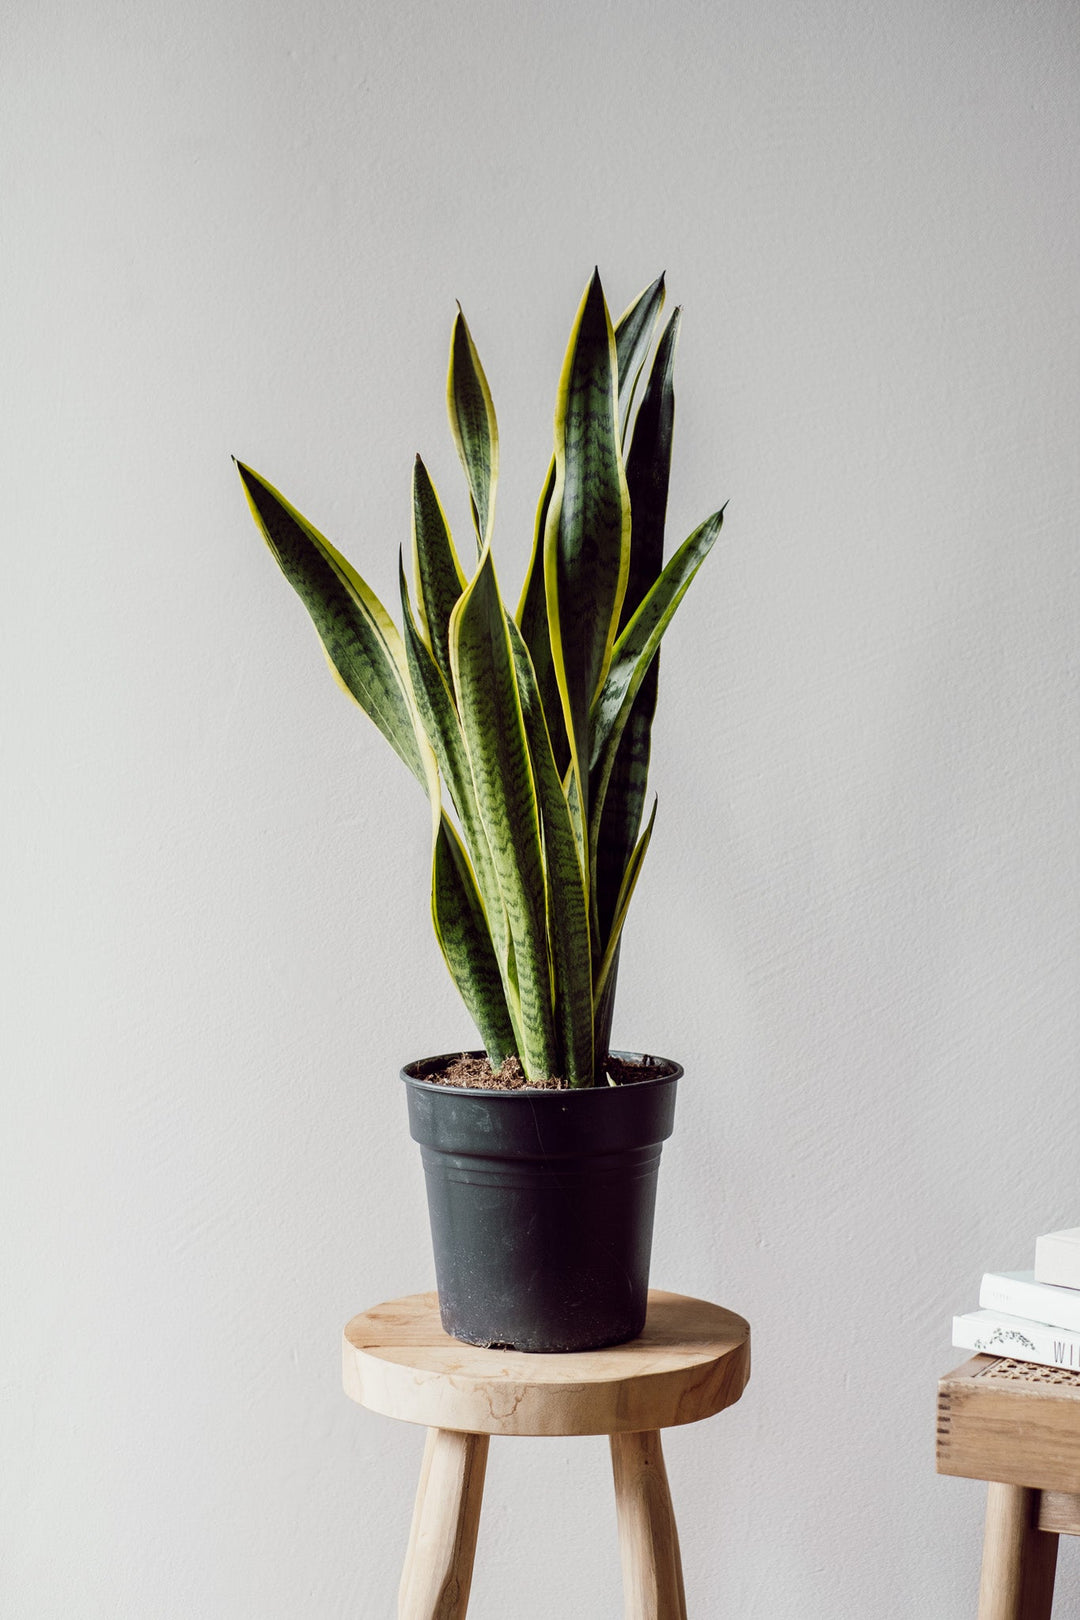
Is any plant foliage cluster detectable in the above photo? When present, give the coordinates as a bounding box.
[238,270,723,1085]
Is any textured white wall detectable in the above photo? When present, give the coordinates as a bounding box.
[4,1,1079,1615]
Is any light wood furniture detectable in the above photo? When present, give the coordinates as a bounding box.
[344,1289,750,1619]
[938,1355,1080,1619]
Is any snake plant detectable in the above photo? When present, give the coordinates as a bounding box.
[237,270,723,1086]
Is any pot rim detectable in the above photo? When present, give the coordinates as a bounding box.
[400,1048,683,1095]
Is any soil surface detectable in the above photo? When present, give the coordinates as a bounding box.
[603,1054,657,1087]
[428,1054,564,1090]
[420,1053,664,1091]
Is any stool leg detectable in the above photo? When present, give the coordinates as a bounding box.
[610,1429,688,1620]
[398,1428,438,1614]
[978,1482,1058,1620]
[398,1427,489,1620]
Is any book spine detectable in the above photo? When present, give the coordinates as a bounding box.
[953,1310,1080,1371]
[979,1273,1080,1333]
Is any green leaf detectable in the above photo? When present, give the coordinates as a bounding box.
[236,462,515,1059]
[515,460,569,774]
[623,309,681,622]
[613,273,666,439]
[589,509,724,872]
[393,550,519,1067]
[592,938,620,1072]
[398,553,479,834]
[515,279,664,782]
[236,461,427,787]
[593,798,657,1006]
[595,308,681,944]
[507,617,593,1086]
[449,548,557,1082]
[411,456,466,693]
[544,269,631,829]
[595,694,653,948]
[432,820,516,1066]
[447,307,499,553]
[398,554,520,1042]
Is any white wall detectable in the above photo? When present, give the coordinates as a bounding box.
[4,1,1078,1614]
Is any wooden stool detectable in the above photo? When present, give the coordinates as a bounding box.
[343,1289,750,1619]
[938,1355,1080,1619]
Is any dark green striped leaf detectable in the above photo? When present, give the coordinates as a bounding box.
[507,618,593,1086]
[589,510,724,872]
[449,549,557,1082]
[447,307,498,552]
[516,280,664,780]
[236,461,427,786]
[514,459,569,774]
[398,555,519,1037]
[623,309,681,620]
[411,456,466,692]
[592,938,620,1073]
[594,798,657,1006]
[398,553,479,833]
[614,273,665,439]
[432,820,516,1065]
[544,270,631,826]
[595,309,681,944]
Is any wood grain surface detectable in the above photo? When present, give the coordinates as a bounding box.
[610,1429,688,1620]
[343,1290,750,1436]
[1036,1490,1080,1536]
[977,1483,1057,1620]
[397,1428,488,1619]
[938,1356,1080,1493]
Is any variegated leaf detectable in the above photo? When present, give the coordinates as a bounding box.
[432,820,516,1066]
[592,938,620,1071]
[411,455,466,692]
[613,273,665,439]
[589,510,723,873]
[447,307,498,552]
[593,798,657,1007]
[517,280,664,780]
[595,308,681,943]
[236,461,427,786]
[449,548,557,1082]
[398,555,518,1033]
[507,617,593,1086]
[515,460,568,773]
[544,269,630,828]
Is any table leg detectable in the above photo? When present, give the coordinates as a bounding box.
[978,1482,1058,1620]
[610,1429,688,1620]
[398,1427,489,1620]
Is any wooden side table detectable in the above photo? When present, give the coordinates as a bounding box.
[938,1354,1080,1619]
[343,1289,750,1619]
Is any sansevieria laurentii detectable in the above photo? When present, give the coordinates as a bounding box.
[237,270,724,1086]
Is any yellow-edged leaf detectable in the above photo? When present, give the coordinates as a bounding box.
[447,307,499,553]
[236,461,427,784]
[411,455,467,692]
[543,271,631,834]
[507,617,593,1086]
[449,548,557,1082]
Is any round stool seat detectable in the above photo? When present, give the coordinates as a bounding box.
[343,1288,750,1437]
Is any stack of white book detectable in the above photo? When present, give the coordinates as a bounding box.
[953,1228,1080,1371]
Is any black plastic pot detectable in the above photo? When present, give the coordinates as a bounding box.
[401,1051,681,1353]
